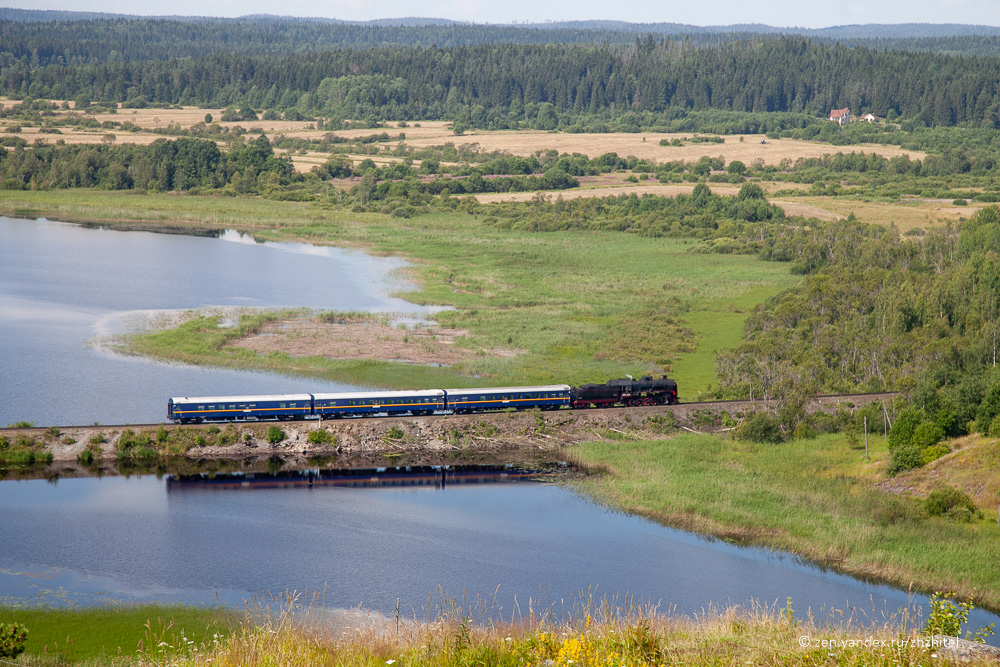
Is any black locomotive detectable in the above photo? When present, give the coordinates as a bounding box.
[571,375,678,408]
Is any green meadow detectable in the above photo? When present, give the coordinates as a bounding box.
[0,605,235,664]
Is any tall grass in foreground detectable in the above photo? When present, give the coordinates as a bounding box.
[128,592,995,667]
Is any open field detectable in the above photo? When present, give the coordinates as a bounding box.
[404,130,926,164]
[573,430,1000,611]
[782,196,988,231]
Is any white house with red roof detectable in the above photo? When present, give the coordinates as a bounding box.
[829,108,851,126]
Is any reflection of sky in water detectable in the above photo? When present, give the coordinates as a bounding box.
[0,217,443,425]
[1,476,998,643]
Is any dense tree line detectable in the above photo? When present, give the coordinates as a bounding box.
[3,38,1000,128]
[0,135,293,192]
[710,206,1000,470]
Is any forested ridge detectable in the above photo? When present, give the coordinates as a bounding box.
[3,37,1000,128]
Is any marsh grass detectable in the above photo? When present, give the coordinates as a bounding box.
[572,432,1000,610]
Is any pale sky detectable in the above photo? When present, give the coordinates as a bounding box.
[8,0,1000,29]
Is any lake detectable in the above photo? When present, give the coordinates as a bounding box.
[3,470,996,641]
[0,217,439,426]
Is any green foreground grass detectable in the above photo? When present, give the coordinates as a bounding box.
[0,605,236,664]
[572,431,1000,611]
[1,190,797,392]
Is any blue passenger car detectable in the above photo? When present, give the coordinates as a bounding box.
[443,385,571,413]
[168,394,313,423]
[311,390,446,418]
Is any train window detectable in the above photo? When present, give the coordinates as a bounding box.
[280,403,287,408]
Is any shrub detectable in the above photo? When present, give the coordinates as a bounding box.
[925,486,980,522]
[116,429,152,452]
[307,429,335,445]
[888,410,921,449]
[887,443,925,476]
[988,413,1000,437]
[266,426,285,444]
[77,449,94,465]
[734,412,784,443]
[89,432,107,445]
[911,422,944,448]
[922,443,950,464]
[0,623,27,659]
[386,426,404,440]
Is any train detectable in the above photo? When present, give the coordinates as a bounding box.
[167,375,678,423]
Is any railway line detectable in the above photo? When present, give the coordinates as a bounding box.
[1,392,898,433]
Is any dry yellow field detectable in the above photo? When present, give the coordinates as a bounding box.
[404,129,926,165]
[788,196,986,231]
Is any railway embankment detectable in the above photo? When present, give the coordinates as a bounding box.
[3,394,893,464]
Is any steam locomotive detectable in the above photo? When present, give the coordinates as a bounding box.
[167,375,677,423]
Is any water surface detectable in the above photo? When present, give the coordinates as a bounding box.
[1,474,996,641]
[0,218,437,426]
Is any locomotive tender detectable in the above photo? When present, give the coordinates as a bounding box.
[167,376,677,423]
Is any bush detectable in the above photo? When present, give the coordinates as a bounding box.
[307,429,336,445]
[887,443,925,476]
[386,426,404,440]
[911,421,944,448]
[266,426,285,444]
[0,623,27,659]
[925,486,980,522]
[734,412,784,443]
[922,443,950,464]
[988,413,1000,437]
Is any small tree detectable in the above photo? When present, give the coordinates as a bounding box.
[266,426,285,444]
[204,113,213,123]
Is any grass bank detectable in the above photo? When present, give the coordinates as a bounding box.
[572,431,1000,610]
[0,604,235,664]
[79,598,998,667]
[3,190,799,392]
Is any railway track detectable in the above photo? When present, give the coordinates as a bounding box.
[1,392,898,433]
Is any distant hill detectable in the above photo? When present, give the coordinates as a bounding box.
[1,8,998,40]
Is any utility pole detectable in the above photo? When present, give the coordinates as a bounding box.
[864,416,869,462]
